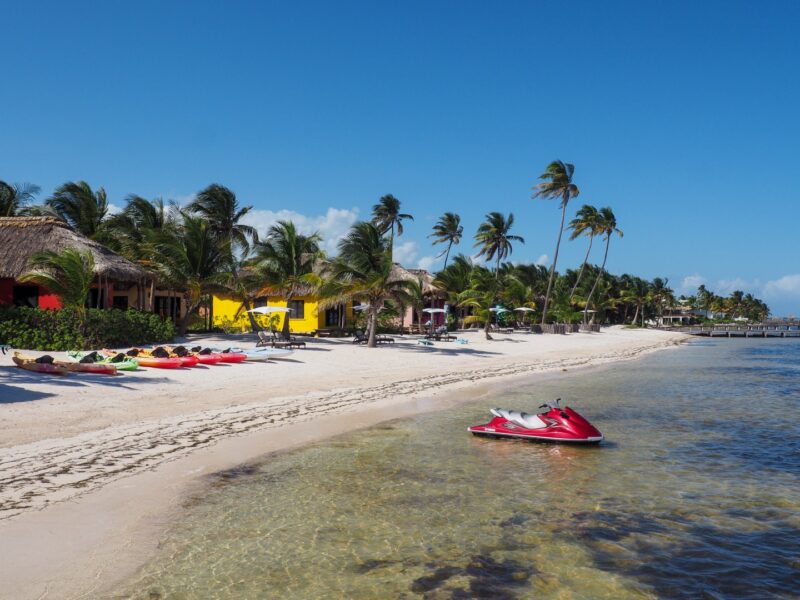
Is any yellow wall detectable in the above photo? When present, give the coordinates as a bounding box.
[212,295,353,333]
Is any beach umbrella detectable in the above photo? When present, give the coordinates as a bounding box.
[247,306,292,332]
[247,306,292,314]
[489,307,509,313]
[513,307,535,312]
[423,308,447,332]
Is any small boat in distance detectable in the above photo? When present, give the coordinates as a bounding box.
[468,399,603,444]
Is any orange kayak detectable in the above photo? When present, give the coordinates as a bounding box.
[103,349,184,369]
[12,352,70,376]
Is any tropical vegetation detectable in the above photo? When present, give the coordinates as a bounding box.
[1,170,771,350]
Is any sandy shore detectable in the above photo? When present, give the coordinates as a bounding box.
[0,327,687,599]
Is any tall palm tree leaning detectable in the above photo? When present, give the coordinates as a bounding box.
[19,249,96,321]
[429,212,463,269]
[46,181,109,238]
[254,220,323,339]
[320,221,412,347]
[533,161,580,323]
[473,212,524,278]
[0,181,41,216]
[584,207,623,323]
[567,204,601,302]
[371,194,413,259]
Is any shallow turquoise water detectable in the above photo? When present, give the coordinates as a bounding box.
[115,339,800,599]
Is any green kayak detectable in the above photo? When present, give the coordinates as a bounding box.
[67,350,140,371]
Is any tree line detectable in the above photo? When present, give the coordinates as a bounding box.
[1,161,770,346]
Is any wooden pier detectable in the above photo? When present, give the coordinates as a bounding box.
[664,325,800,338]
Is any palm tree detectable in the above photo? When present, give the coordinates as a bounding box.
[649,277,674,322]
[429,212,463,269]
[371,194,413,250]
[99,195,175,257]
[0,181,41,216]
[459,266,517,339]
[433,254,474,329]
[533,160,580,323]
[254,221,323,339]
[155,213,228,336]
[620,277,650,326]
[320,221,413,347]
[187,184,259,255]
[19,249,95,317]
[473,212,524,278]
[46,181,109,238]
[584,207,623,323]
[567,204,601,301]
[216,261,265,332]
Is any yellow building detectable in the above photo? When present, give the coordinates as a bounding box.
[212,293,353,334]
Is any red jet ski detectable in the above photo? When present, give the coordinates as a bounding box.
[468,399,603,444]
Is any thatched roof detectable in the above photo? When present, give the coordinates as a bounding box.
[0,217,149,282]
[390,264,443,296]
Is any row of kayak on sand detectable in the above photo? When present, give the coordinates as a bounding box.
[11,345,294,376]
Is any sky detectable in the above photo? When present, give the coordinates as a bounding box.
[2,1,799,315]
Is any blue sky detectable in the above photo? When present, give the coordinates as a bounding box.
[2,1,799,315]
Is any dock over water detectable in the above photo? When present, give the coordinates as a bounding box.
[665,325,800,338]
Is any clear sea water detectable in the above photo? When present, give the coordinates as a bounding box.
[115,339,800,599]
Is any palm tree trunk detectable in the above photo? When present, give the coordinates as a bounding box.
[242,297,259,331]
[178,298,197,336]
[584,236,611,324]
[632,304,640,326]
[281,293,292,340]
[443,242,452,270]
[569,236,593,302]
[484,314,493,340]
[541,201,568,324]
[367,304,378,347]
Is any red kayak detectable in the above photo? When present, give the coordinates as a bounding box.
[215,351,247,363]
[468,399,603,443]
[194,352,223,365]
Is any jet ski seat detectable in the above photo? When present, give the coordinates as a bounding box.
[491,408,548,429]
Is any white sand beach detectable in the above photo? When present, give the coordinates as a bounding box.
[0,327,687,599]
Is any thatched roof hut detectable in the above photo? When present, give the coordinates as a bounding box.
[0,217,148,282]
[389,264,443,296]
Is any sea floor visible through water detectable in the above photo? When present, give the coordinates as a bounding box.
[114,339,800,600]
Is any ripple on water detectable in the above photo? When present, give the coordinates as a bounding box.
[116,339,800,600]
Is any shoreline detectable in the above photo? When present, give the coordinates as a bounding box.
[0,328,688,599]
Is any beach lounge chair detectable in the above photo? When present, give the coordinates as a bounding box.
[352,330,395,344]
[258,330,306,349]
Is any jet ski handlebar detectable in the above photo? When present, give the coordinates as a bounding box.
[538,398,562,410]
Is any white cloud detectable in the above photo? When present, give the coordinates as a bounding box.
[393,240,419,266]
[678,274,706,295]
[715,278,753,296]
[106,203,124,216]
[417,255,438,271]
[762,274,800,299]
[536,254,549,266]
[242,207,360,254]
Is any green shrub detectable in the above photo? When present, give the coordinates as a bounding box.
[0,306,175,351]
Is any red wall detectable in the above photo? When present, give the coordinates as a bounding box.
[0,278,63,309]
[0,278,12,305]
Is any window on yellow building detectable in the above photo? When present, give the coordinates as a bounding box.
[288,299,305,319]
